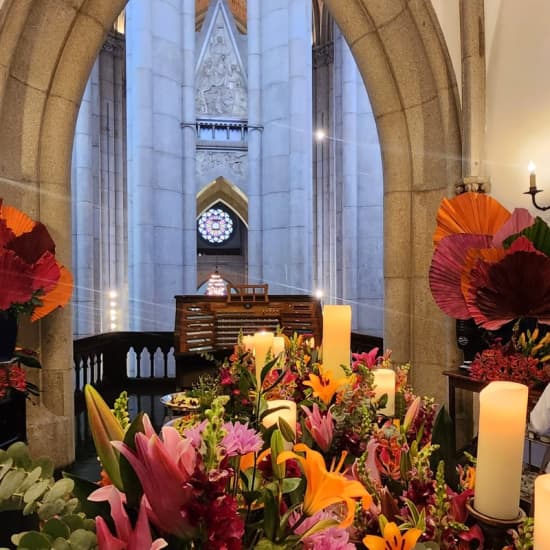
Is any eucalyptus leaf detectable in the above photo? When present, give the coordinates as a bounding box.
[0,458,14,481]
[43,478,74,503]
[31,457,54,480]
[7,442,31,469]
[42,517,71,539]
[60,514,85,532]
[0,469,26,501]
[14,531,52,549]
[23,480,50,504]
[38,499,66,520]
[19,467,43,493]
[51,539,71,550]
[63,473,111,524]
[68,529,97,550]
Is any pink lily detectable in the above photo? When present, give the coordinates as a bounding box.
[89,485,167,550]
[111,414,199,539]
[301,404,334,452]
[352,348,379,369]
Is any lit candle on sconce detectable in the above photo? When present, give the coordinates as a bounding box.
[253,331,274,389]
[529,161,537,192]
[372,368,396,416]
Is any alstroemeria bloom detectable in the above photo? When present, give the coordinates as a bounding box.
[221,421,263,456]
[112,414,199,538]
[363,521,421,550]
[303,365,349,406]
[301,404,334,452]
[89,485,167,550]
[277,443,371,528]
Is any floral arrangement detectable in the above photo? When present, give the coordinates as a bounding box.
[0,198,73,320]
[5,337,534,549]
[429,192,550,330]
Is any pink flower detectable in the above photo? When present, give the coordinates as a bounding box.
[183,419,208,448]
[221,421,262,456]
[301,404,334,452]
[89,485,167,550]
[352,348,379,369]
[112,414,199,538]
[291,510,355,549]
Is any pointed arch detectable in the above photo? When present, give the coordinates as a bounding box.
[197,176,248,225]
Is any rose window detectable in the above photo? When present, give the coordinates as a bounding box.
[198,208,234,244]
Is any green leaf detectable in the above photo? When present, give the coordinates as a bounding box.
[298,518,338,540]
[43,478,74,503]
[38,499,66,520]
[270,431,285,480]
[60,514,85,532]
[14,352,42,369]
[23,479,50,504]
[51,538,71,550]
[261,487,278,541]
[430,406,459,490]
[0,469,26,500]
[7,442,31,469]
[277,418,295,444]
[14,531,52,549]
[260,356,280,389]
[68,529,97,550]
[504,216,550,255]
[281,477,301,494]
[31,457,54,480]
[42,517,70,539]
[19,467,43,493]
[0,458,14,481]
[119,412,145,509]
[254,539,288,550]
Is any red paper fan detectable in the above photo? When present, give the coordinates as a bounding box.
[460,246,506,305]
[433,192,511,246]
[492,208,534,247]
[429,234,493,318]
[31,251,61,292]
[0,250,34,310]
[466,251,550,329]
[0,218,15,247]
[6,222,56,264]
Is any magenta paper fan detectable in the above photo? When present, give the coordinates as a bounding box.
[492,208,534,247]
[466,250,550,329]
[31,251,60,292]
[429,233,493,319]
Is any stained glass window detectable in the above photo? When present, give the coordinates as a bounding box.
[198,207,234,244]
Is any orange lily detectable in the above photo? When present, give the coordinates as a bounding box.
[277,443,371,528]
[303,364,349,406]
[363,521,422,550]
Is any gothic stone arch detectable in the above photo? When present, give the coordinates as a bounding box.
[0,0,460,465]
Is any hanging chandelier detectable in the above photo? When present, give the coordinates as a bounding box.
[206,270,226,296]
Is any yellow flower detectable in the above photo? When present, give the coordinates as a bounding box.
[303,364,349,405]
[277,443,371,528]
[363,521,422,550]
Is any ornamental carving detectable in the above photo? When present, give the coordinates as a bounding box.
[196,151,248,179]
[196,9,247,117]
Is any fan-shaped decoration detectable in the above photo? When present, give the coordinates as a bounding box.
[460,246,507,302]
[504,216,550,256]
[31,251,61,293]
[0,250,33,310]
[433,192,511,246]
[429,234,492,319]
[0,218,14,247]
[492,208,534,247]
[6,222,56,264]
[466,251,550,329]
[31,266,73,321]
[0,204,36,236]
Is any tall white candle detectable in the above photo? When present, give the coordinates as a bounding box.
[242,335,254,351]
[373,368,396,416]
[474,381,528,519]
[262,399,297,449]
[322,305,351,377]
[534,473,550,549]
[253,331,274,389]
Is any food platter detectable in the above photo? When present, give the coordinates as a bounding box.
[160,392,201,412]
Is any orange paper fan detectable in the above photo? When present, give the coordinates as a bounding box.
[0,204,36,236]
[433,192,511,246]
[31,264,73,321]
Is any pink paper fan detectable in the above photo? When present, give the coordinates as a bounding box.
[0,249,34,310]
[429,233,493,319]
[492,208,534,247]
[466,250,550,329]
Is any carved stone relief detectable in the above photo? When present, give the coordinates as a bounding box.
[196,9,247,117]
[196,150,248,179]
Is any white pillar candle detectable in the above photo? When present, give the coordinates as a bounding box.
[253,331,274,389]
[373,368,396,416]
[322,305,351,377]
[534,473,550,549]
[242,335,254,351]
[262,399,297,449]
[272,336,285,358]
[474,381,528,519]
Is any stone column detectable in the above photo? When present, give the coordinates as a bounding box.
[126,0,155,329]
[247,0,262,284]
[71,63,98,337]
[458,0,489,193]
[260,0,312,294]
[341,39,358,312]
[181,0,196,294]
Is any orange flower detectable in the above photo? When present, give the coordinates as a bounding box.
[303,365,349,406]
[363,521,422,550]
[277,443,371,528]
